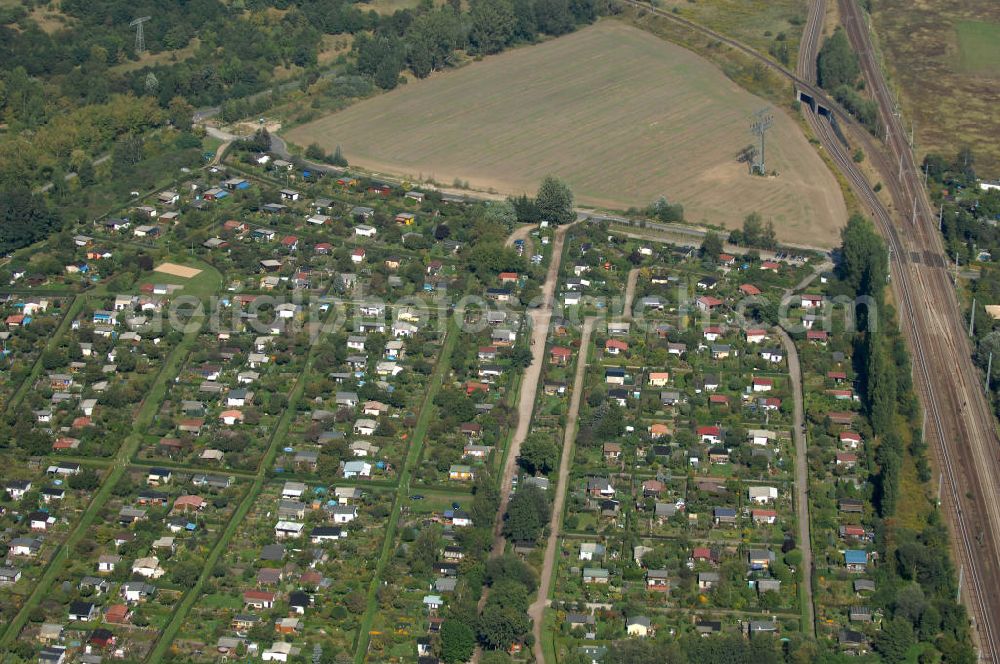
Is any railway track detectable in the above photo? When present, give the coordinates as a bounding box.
[835,1,1000,659]
[807,1,998,658]
[622,0,1000,657]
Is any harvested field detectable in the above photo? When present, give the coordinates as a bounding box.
[872,0,1000,173]
[154,263,202,279]
[287,21,847,246]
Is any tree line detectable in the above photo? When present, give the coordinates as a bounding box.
[816,28,879,135]
[837,214,974,664]
[352,0,601,90]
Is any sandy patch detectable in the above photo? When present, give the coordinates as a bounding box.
[155,263,202,279]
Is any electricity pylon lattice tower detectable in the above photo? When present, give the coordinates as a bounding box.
[750,109,773,175]
[130,16,151,55]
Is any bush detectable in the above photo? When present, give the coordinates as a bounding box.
[305,143,326,160]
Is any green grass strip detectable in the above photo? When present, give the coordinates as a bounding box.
[353,320,458,664]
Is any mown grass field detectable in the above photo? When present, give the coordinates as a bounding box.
[955,20,1000,76]
[872,0,1000,173]
[147,259,221,297]
[287,21,847,245]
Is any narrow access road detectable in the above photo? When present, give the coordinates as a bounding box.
[529,316,596,663]
[622,268,640,320]
[488,219,576,557]
[776,327,816,637]
[505,223,537,257]
[470,218,575,664]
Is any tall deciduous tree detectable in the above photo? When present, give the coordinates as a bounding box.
[875,617,915,663]
[477,604,530,650]
[469,0,517,54]
[535,175,575,225]
[502,483,549,542]
[534,0,575,35]
[167,96,194,131]
[700,231,723,261]
[839,213,887,301]
[518,433,558,475]
[817,28,859,90]
[440,620,476,663]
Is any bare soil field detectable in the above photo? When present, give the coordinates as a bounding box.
[286,21,847,246]
[871,0,1000,173]
[154,262,202,279]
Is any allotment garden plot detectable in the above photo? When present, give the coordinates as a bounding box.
[540,225,818,657]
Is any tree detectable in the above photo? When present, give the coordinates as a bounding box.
[111,133,145,174]
[465,243,526,276]
[839,213,887,300]
[69,468,100,491]
[511,194,541,223]
[469,0,517,55]
[518,433,558,475]
[700,231,723,261]
[647,196,684,222]
[168,96,194,132]
[817,28,859,90]
[866,334,896,436]
[480,652,513,664]
[170,561,201,587]
[535,175,575,225]
[482,200,517,231]
[534,0,575,35]
[441,620,476,663]
[471,472,500,527]
[477,604,530,650]
[331,145,348,167]
[510,0,538,41]
[0,186,64,254]
[247,128,271,153]
[485,554,537,590]
[894,583,927,623]
[305,143,326,160]
[875,617,915,663]
[77,159,96,186]
[503,484,549,542]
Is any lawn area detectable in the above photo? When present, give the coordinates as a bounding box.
[286,20,847,246]
[146,259,222,297]
[955,20,1000,76]
[405,489,471,516]
[872,0,1000,173]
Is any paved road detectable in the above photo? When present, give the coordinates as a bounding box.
[529,316,596,663]
[776,327,815,636]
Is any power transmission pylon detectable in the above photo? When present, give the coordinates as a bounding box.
[130,16,151,54]
[750,109,774,175]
